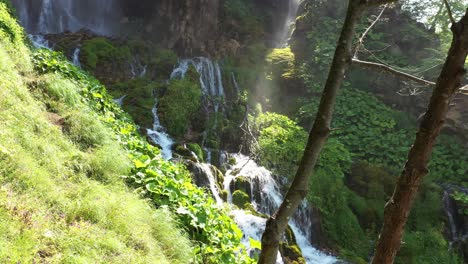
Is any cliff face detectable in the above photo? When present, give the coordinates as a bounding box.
[13,0,292,56]
[156,0,219,56]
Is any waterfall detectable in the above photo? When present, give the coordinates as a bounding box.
[147,102,174,160]
[11,0,121,35]
[130,56,147,79]
[224,154,337,263]
[72,47,81,67]
[29,34,51,49]
[231,72,241,96]
[274,0,301,48]
[171,57,225,113]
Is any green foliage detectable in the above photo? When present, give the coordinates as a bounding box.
[397,229,460,264]
[266,47,296,80]
[159,77,202,137]
[451,192,468,216]
[31,47,253,263]
[222,0,264,37]
[252,112,307,178]
[309,168,368,259]
[82,37,131,69]
[298,88,467,185]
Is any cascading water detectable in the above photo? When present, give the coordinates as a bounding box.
[11,0,121,35]
[72,47,81,67]
[274,0,301,48]
[130,57,147,79]
[224,154,337,264]
[147,102,174,160]
[29,34,51,49]
[171,57,225,113]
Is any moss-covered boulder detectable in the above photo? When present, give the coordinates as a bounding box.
[232,190,250,209]
[279,225,306,264]
[230,176,252,200]
[187,143,204,162]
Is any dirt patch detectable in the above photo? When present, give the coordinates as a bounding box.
[46,112,65,129]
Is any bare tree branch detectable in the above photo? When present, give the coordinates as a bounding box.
[352,58,436,86]
[443,0,456,25]
[354,4,388,58]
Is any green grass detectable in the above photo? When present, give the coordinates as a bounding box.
[0,4,193,262]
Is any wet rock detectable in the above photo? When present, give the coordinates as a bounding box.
[280,225,306,264]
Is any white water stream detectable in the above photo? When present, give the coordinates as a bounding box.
[29,34,51,49]
[147,103,174,160]
[72,47,81,67]
[224,154,337,263]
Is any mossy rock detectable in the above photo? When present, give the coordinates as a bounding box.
[187,143,204,162]
[82,37,131,70]
[220,189,228,202]
[230,176,251,199]
[279,225,306,264]
[228,156,237,165]
[232,190,250,209]
[279,243,306,264]
[174,145,197,162]
[210,166,225,191]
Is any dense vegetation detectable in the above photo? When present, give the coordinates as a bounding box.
[249,1,467,262]
[1,0,467,263]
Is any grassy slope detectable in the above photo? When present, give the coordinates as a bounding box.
[0,3,193,263]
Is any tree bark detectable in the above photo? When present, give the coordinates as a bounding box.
[371,8,468,264]
[258,1,396,263]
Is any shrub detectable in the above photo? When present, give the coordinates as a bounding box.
[252,112,307,178]
[158,76,202,137]
[82,37,131,69]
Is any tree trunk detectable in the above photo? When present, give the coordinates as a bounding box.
[258,1,396,263]
[371,9,468,264]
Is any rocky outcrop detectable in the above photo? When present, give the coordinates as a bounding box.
[152,0,220,56]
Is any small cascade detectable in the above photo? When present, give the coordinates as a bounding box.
[72,47,81,67]
[231,72,241,96]
[171,57,225,113]
[443,191,458,241]
[224,154,337,264]
[114,95,127,107]
[130,57,147,79]
[29,34,51,49]
[147,103,174,160]
[200,163,224,205]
